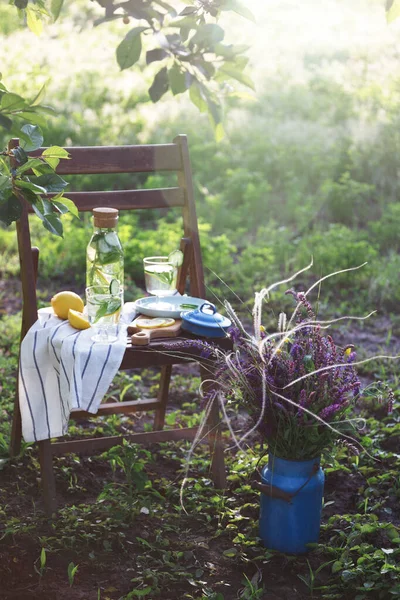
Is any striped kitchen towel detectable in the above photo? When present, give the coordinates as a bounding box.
[19,303,137,443]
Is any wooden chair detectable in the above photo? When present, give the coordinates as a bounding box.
[9,134,229,515]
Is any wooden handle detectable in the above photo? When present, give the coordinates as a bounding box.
[131,330,151,346]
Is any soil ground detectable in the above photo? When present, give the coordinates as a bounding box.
[0,276,399,600]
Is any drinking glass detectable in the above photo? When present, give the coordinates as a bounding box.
[143,256,178,310]
[86,285,123,343]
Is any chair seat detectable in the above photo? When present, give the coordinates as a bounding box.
[120,332,233,369]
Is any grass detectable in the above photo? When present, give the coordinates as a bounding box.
[0,283,399,599]
[0,0,400,597]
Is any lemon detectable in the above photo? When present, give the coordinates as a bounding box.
[135,317,175,329]
[68,309,91,330]
[51,291,84,319]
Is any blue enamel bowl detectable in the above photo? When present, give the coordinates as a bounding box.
[180,302,231,338]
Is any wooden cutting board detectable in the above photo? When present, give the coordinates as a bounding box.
[128,317,182,346]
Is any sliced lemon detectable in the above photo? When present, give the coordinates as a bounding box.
[51,291,84,319]
[135,317,175,329]
[68,309,91,330]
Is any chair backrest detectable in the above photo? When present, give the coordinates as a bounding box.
[10,134,205,339]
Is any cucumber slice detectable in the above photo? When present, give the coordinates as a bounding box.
[109,279,120,295]
[168,249,184,268]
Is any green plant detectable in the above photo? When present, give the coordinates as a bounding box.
[0,127,77,235]
[67,561,79,587]
[297,558,334,598]
[238,572,264,599]
[98,440,152,514]
[34,547,47,579]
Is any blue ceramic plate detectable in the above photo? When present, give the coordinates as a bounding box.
[134,295,206,318]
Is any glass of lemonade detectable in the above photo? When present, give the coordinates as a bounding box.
[86,283,123,343]
[143,256,178,310]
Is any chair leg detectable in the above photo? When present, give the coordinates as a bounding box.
[38,440,57,516]
[201,366,226,489]
[154,365,172,431]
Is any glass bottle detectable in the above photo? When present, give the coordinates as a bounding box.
[86,207,124,295]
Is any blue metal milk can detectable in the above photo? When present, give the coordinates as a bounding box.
[258,454,325,554]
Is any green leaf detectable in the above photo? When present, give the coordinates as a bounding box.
[32,173,68,193]
[0,174,11,193]
[218,64,255,90]
[0,156,10,175]
[168,64,187,95]
[129,587,152,597]
[116,27,147,71]
[223,548,237,558]
[332,561,343,574]
[146,48,168,64]
[1,93,27,112]
[194,59,215,80]
[26,6,44,36]
[387,0,400,22]
[0,193,22,225]
[15,179,47,195]
[179,6,197,15]
[32,104,57,116]
[0,114,13,130]
[42,146,70,169]
[40,548,46,569]
[16,158,44,175]
[191,24,225,48]
[220,0,256,22]
[214,43,250,59]
[30,83,46,107]
[170,16,198,29]
[53,196,79,218]
[12,147,28,166]
[32,165,53,177]
[51,0,63,21]
[20,124,44,152]
[31,197,53,221]
[206,95,223,127]
[149,67,169,102]
[189,81,207,113]
[42,213,63,237]
[93,298,122,322]
[42,147,70,159]
[18,111,48,128]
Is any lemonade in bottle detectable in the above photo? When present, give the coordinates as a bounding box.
[86,208,124,299]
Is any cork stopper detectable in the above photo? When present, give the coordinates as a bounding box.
[93,207,119,228]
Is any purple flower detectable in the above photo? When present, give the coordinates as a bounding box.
[319,402,347,421]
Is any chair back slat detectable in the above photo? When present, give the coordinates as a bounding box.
[32,144,182,174]
[26,188,185,213]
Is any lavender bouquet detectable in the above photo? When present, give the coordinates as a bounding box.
[188,266,395,462]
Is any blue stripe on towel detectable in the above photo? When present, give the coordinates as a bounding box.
[82,341,95,378]
[60,331,80,391]
[72,331,83,407]
[19,357,37,442]
[50,321,69,362]
[56,372,68,426]
[87,345,112,411]
[33,331,51,439]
